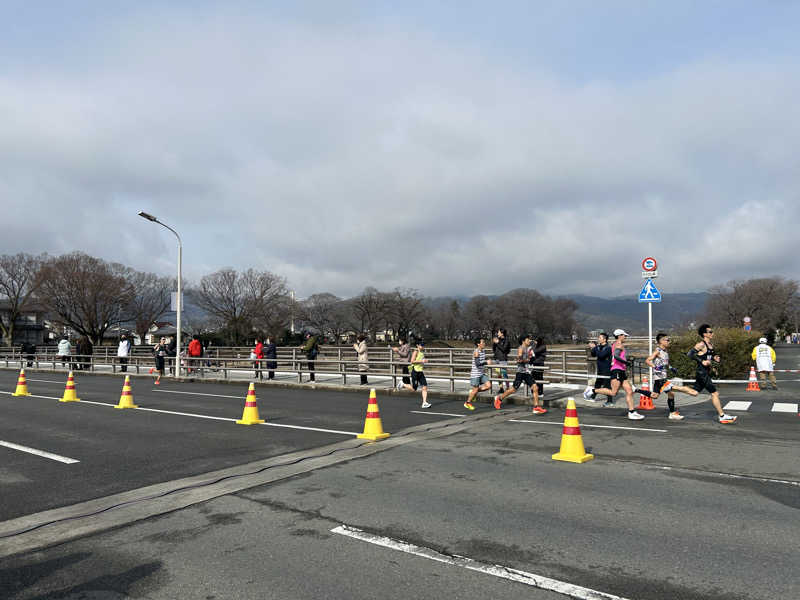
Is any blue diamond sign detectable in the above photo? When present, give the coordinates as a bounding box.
[638,279,662,303]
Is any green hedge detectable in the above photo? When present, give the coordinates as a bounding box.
[666,328,762,381]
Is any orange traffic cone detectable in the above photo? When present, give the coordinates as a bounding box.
[746,367,760,391]
[59,371,80,402]
[236,383,265,425]
[357,388,390,441]
[115,375,138,409]
[552,397,594,463]
[11,368,30,396]
[636,376,654,410]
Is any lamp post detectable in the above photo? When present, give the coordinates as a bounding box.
[138,211,182,378]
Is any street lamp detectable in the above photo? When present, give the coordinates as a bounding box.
[138,211,182,378]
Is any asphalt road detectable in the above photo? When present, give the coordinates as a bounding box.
[0,369,484,520]
[1,347,798,600]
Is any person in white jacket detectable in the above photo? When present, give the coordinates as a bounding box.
[751,337,778,390]
[57,337,71,368]
[117,334,132,373]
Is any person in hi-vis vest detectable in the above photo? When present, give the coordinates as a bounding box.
[751,337,778,390]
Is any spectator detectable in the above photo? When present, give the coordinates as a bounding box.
[492,328,511,393]
[187,335,204,374]
[752,337,778,390]
[589,333,613,406]
[531,336,547,397]
[353,334,369,385]
[300,333,319,382]
[251,337,264,379]
[57,336,71,369]
[81,336,93,370]
[166,336,177,375]
[264,336,277,380]
[117,334,132,372]
[22,341,36,367]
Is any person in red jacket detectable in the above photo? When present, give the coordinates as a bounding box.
[252,338,264,379]
[187,335,204,373]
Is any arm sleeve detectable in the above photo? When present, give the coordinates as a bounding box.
[771,348,776,362]
[751,348,757,360]
[613,346,625,362]
[687,348,703,364]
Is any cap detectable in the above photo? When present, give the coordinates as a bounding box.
[759,337,767,344]
[613,329,630,337]
[418,339,426,346]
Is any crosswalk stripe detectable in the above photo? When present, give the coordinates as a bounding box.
[771,403,798,413]
[722,401,751,411]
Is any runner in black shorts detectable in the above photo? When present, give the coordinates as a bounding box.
[688,324,736,424]
[408,340,431,409]
[493,335,544,413]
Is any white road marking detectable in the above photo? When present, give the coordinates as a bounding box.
[771,402,798,413]
[410,410,463,417]
[0,440,79,464]
[0,391,61,400]
[722,401,752,411]
[151,389,245,399]
[262,422,359,436]
[509,419,667,433]
[331,524,632,600]
[3,392,357,435]
[23,379,67,384]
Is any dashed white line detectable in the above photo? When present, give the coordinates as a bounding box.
[0,440,79,464]
[509,419,667,433]
[151,389,244,399]
[410,410,463,417]
[771,402,798,413]
[722,401,752,411]
[331,524,632,600]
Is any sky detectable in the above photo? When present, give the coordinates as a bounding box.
[2,1,799,300]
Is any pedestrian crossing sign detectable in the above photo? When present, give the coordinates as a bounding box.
[638,279,662,303]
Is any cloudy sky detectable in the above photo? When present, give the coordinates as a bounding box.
[2,1,799,300]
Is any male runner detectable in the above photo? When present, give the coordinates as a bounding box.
[583,329,644,420]
[493,334,545,413]
[635,333,698,420]
[688,324,737,424]
[465,338,492,410]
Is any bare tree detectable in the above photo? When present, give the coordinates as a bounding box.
[37,252,134,344]
[126,271,173,343]
[704,277,799,334]
[0,253,45,345]
[298,293,342,337]
[350,287,389,340]
[463,295,495,338]
[193,268,288,344]
[385,287,427,341]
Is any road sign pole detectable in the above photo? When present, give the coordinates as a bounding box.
[648,302,653,386]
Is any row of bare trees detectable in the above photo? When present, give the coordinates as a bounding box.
[6,250,793,348]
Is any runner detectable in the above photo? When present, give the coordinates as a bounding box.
[151,337,168,386]
[409,339,431,409]
[392,336,414,392]
[493,334,545,413]
[583,329,644,420]
[465,337,492,411]
[491,328,511,393]
[635,333,698,420]
[688,324,737,424]
[589,332,613,406]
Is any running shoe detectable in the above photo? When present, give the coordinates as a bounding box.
[719,414,738,424]
[532,406,548,414]
[463,401,475,411]
[396,380,404,390]
[627,410,644,420]
[602,400,615,408]
[493,395,502,410]
[668,411,685,421]
[421,401,432,409]
[154,379,160,386]
[582,386,594,400]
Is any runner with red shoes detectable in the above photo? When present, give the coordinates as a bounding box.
[493,334,546,414]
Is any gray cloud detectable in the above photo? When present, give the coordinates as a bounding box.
[1,11,799,301]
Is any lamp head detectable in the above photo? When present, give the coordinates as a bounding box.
[138,211,158,222]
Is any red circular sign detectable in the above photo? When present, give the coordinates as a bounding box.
[642,257,657,271]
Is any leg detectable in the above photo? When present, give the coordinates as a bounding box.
[593,379,621,398]
[710,391,724,416]
[758,371,766,386]
[309,361,315,382]
[769,372,778,389]
[622,380,635,410]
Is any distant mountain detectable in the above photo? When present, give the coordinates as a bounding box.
[565,292,709,334]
